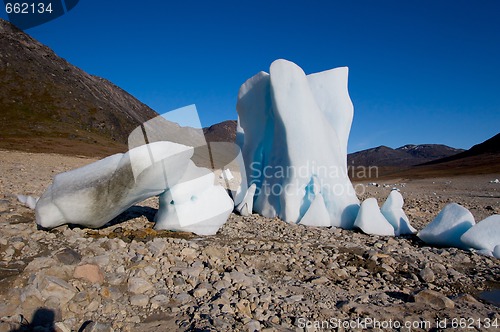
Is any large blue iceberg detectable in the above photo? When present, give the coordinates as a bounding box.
[236,59,360,228]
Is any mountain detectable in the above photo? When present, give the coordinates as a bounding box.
[0,19,159,157]
[348,144,464,167]
[396,144,465,161]
[203,120,237,142]
[348,146,414,167]
[368,133,500,179]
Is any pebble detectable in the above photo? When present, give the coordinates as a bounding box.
[80,321,114,332]
[414,289,455,309]
[150,294,169,309]
[310,276,329,284]
[38,276,77,304]
[193,286,208,298]
[419,267,435,283]
[245,320,261,331]
[127,277,153,294]
[56,248,82,265]
[74,264,104,284]
[130,294,149,307]
[236,299,252,318]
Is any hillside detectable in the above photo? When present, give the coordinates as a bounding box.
[424,133,500,165]
[0,19,158,157]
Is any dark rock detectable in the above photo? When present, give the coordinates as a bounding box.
[55,248,82,265]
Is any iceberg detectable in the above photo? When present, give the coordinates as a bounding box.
[354,198,395,236]
[236,59,359,228]
[460,215,500,256]
[417,203,475,249]
[381,190,416,236]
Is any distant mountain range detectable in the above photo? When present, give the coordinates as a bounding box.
[347,144,465,167]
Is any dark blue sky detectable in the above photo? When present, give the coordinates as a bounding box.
[2,1,499,152]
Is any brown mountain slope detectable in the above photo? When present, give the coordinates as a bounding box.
[423,132,500,165]
[0,19,158,157]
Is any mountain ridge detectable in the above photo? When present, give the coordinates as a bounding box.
[423,133,500,165]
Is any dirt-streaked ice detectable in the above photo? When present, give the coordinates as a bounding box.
[35,142,193,229]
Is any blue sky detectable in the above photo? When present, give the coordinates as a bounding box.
[2,0,499,152]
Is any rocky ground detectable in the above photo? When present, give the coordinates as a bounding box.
[0,150,499,331]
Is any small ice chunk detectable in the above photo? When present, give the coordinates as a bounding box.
[221,169,234,181]
[494,245,500,259]
[460,215,500,254]
[417,203,475,249]
[475,249,494,257]
[17,195,38,210]
[381,190,416,236]
[299,193,331,227]
[354,198,395,236]
[154,161,233,235]
[235,183,256,216]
